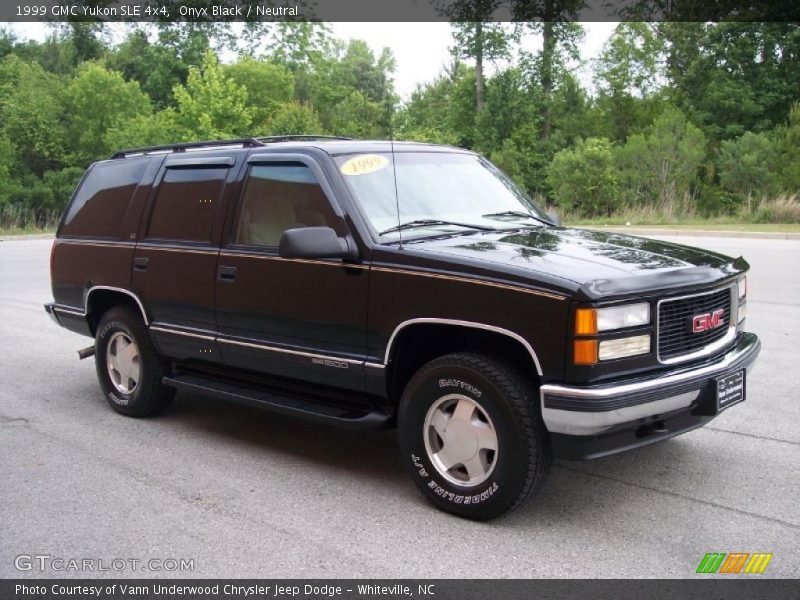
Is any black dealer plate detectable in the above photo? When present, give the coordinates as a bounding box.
[715,370,745,412]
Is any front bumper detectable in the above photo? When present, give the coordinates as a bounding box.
[540,332,760,459]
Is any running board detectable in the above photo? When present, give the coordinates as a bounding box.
[162,374,391,430]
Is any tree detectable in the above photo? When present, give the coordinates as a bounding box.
[296,38,397,136]
[0,56,64,176]
[594,22,665,141]
[56,23,108,64]
[661,23,800,141]
[225,57,295,123]
[327,91,387,138]
[337,40,396,106]
[0,135,17,206]
[717,132,777,200]
[0,29,16,59]
[260,101,323,136]
[396,62,476,146]
[109,25,214,108]
[260,22,335,66]
[448,17,515,113]
[616,108,707,206]
[103,110,182,151]
[63,62,153,165]
[550,73,596,147]
[171,51,253,139]
[474,67,533,152]
[773,103,800,194]
[514,0,585,141]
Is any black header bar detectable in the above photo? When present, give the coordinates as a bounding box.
[3,0,800,23]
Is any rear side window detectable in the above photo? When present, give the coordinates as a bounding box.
[61,158,150,238]
[146,167,228,243]
[234,164,339,247]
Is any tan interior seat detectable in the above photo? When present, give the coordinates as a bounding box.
[241,198,299,246]
[235,175,336,246]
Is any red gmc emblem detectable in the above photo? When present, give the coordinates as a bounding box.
[692,308,726,333]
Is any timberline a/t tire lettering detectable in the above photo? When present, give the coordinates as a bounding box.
[438,378,482,397]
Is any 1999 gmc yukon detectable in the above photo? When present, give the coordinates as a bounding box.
[46,136,760,520]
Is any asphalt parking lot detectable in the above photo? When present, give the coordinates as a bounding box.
[0,235,798,578]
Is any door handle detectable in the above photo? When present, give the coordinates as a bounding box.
[133,257,149,271]
[218,265,237,281]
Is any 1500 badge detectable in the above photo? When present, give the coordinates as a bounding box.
[311,358,349,369]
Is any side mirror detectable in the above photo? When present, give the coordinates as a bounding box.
[547,211,561,226]
[278,227,358,261]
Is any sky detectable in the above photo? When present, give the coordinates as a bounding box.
[5,21,617,99]
[331,22,617,97]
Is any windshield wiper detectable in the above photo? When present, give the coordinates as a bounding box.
[482,210,548,225]
[378,219,495,236]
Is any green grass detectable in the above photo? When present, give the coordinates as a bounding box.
[555,194,800,231]
[0,226,55,236]
[567,221,800,233]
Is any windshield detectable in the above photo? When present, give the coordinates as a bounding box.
[334,151,550,241]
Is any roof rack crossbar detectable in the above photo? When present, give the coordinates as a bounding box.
[111,138,265,159]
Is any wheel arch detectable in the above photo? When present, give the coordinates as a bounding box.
[84,286,149,334]
[385,318,543,402]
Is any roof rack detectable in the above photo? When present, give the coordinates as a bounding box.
[111,138,264,159]
[110,135,354,159]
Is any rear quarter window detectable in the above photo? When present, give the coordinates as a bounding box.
[60,158,150,239]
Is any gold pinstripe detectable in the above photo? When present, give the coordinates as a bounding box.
[59,240,566,300]
[370,265,566,300]
[219,253,566,300]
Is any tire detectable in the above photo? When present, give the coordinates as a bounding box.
[398,352,551,520]
[94,305,174,417]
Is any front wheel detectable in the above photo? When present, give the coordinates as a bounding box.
[95,306,174,417]
[398,352,551,520]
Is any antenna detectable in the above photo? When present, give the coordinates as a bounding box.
[388,107,403,249]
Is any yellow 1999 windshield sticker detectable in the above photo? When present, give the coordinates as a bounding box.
[339,154,390,176]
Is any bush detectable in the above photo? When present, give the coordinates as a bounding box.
[694,183,739,216]
[774,103,800,194]
[615,108,706,206]
[4,167,83,224]
[717,131,778,200]
[746,195,800,224]
[548,137,620,217]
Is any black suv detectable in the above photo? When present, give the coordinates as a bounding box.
[45,136,760,520]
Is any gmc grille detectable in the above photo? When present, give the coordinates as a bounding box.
[658,287,733,361]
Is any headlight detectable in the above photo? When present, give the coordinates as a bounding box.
[738,277,747,299]
[575,303,651,335]
[737,303,747,323]
[598,335,651,360]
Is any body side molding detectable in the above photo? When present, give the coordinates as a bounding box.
[384,318,543,376]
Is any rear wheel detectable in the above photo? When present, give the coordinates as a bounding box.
[95,306,174,417]
[398,352,551,520]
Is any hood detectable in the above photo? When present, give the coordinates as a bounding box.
[409,227,747,299]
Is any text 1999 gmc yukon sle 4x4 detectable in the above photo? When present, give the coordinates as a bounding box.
[45,136,760,520]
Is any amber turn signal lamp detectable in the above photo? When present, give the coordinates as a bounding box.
[573,340,598,365]
[574,308,598,336]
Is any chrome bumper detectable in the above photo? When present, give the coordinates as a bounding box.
[540,333,760,436]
